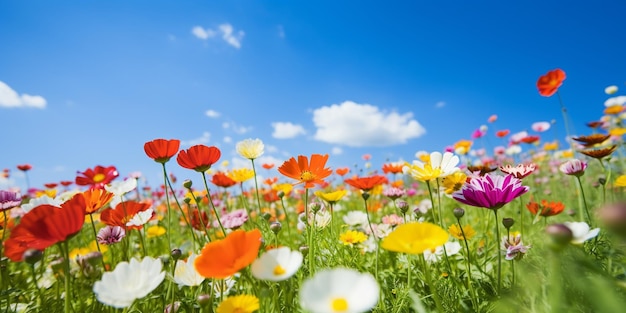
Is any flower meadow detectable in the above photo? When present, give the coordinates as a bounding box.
[2,70,626,313]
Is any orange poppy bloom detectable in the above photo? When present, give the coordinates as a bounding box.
[212,172,237,188]
[537,68,566,97]
[520,136,540,144]
[335,167,350,176]
[176,145,221,172]
[194,229,262,279]
[277,154,332,188]
[44,183,58,189]
[76,165,119,190]
[345,175,388,192]
[495,130,510,138]
[16,164,32,172]
[100,200,152,230]
[262,163,274,170]
[264,177,278,186]
[526,200,564,217]
[580,145,617,159]
[83,189,114,214]
[4,193,86,262]
[382,163,404,174]
[60,180,73,187]
[144,138,181,164]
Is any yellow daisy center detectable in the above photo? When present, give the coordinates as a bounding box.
[300,171,316,182]
[93,173,106,183]
[273,265,286,275]
[331,297,349,312]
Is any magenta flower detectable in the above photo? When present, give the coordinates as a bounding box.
[217,209,248,229]
[452,173,529,210]
[97,226,126,245]
[559,159,587,177]
[383,187,405,200]
[0,190,21,211]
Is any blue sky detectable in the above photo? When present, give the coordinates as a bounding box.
[2,0,626,191]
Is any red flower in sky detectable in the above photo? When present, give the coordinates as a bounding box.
[4,193,86,262]
[537,69,566,97]
[212,172,237,188]
[60,180,73,187]
[382,163,404,175]
[496,130,510,138]
[176,145,221,172]
[76,165,119,190]
[345,175,388,192]
[17,164,32,172]
[520,135,540,144]
[144,139,181,164]
[335,167,350,176]
[262,163,274,170]
[100,200,152,230]
[44,183,58,189]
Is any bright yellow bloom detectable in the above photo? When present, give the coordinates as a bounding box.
[273,183,293,196]
[448,224,476,240]
[216,295,260,313]
[610,127,626,137]
[561,150,574,158]
[615,175,626,187]
[146,225,166,238]
[35,189,56,198]
[228,168,255,183]
[441,172,467,194]
[604,105,624,115]
[454,140,473,155]
[69,241,107,259]
[543,141,559,151]
[314,189,347,204]
[339,230,368,246]
[381,222,448,254]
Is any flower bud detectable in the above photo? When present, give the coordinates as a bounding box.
[165,301,181,313]
[171,249,182,261]
[502,218,515,229]
[308,202,322,214]
[183,179,193,189]
[270,222,282,235]
[546,224,573,250]
[277,191,285,199]
[598,177,606,186]
[197,294,211,307]
[262,212,272,221]
[299,245,309,257]
[362,192,370,201]
[453,207,465,219]
[23,249,43,265]
[396,200,409,214]
[183,197,191,204]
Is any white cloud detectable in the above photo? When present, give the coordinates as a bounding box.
[205,109,220,118]
[0,81,47,109]
[222,121,252,134]
[332,147,343,155]
[312,101,425,147]
[271,122,306,139]
[181,132,211,146]
[192,23,244,49]
[223,136,232,143]
[266,145,278,153]
[435,101,446,108]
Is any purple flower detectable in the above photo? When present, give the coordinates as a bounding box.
[452,173,529,210]
[217,209,248,229]
[501,233,530,261]
[97,226,126,245]
[383,187,405,200]
[0,190,21,211]
[559,159,587,176]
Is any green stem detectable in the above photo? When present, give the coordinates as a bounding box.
[556,91,575,153]
[575,176,592,225]
[30,264,43,308]
[164,166,200,248]
[186,185,211,243]
[493,209,502,294]
[89,213,107,270]
[422,254,444,312]
[426,181,440,226]
[458,219,478,309]
[279,197,292,239]
[250,159,264,214]
[201,172,227,236]
[59,242,72,313]
[161,163,173,252]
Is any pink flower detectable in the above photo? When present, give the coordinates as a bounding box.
[217,209,248,229]
[381,214,403,226]
[453,173,529,210]
[559,159,587,177]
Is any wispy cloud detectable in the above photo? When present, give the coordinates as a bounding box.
[222,121,252,134]
[271,122,306,139]
[181,132,211,146]
[435,101,446,108]
[312,101,425,147]
[0,81,47,109]
[205,109,221,118]
[192,23,244,49]
[332,147,343,155]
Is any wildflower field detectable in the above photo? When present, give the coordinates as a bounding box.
[3,70,626,313]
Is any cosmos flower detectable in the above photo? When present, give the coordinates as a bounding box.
[536,68,566,97]
[441,172,467,194]
[580,145,617,159]
[381,222,448,254]
[531,121,551,132]
[93,257,165,308]
[315,189,348,205]
[176,145,221,172]
[403,151,460,182]
[499,163,536,179]
[501,233,530,260]
[339,230,368,246]
[143,139,180,164]
[278,154,332,188]
[572,134,611,147]
[563,222,600,244]
[300,268,379,313]
[97,226,126,245]
[423,241,462,263]
[382,162,404,175]
[105,179,137,197]
[194,229,262,279]
[228,168,255,183]
[452,173,529,210]
[559,159,587,176]
[218,209,248,229]
[125,208,154,228]
[345,175,388,192]
[448,224,476,240]
[342,211,369,227]
[100,201,152,230]
[382,187,405,200]
[495,129,510,138]
[19,195,63,214]
[251,247,303,281]
[76,165,119,190]
[335,167,350,176]
[82,189,113,214]
[174,253,205,287]
[236,138,265,160]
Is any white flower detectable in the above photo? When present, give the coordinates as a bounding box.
[505,145,522,156]
[126,208,154,227]
[563,222,600,244]
[298,211,332,231]
[424,241,462,263]
[174,253,205,287]
[605,85,618,95]
[93,257,165,308]
[604,95,626,107]
[415,199,432,214]
[236,138,265,160]
[300,268,379,313]
[57,190,80,202]
[209,275,237,298]
[105,179,137,196]
[342,211,368,227]
[251,247,303,281]
[21,195,63,213]
[403,151,460,180]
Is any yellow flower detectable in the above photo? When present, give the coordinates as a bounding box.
[454,140,473,155]
[441,172,467,194]
[561,150,574,158]
[615,175,626,187]
[339,230,368,246]
[216,295,259,313]
[146,225,166,238]
[448,224,476,240]
[236,138,265,160]
[228,168,255,183]
[543,141,559,151]
[381,222,448,254]
[273,183,293,196]
[69,241,107,259]
[315,189,347,204]
[405,163,443,182]
[610,127,626,137]
[35,189,57,198]
[604,105,624,115]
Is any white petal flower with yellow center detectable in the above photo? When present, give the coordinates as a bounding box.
[236,138,265,160]
[300,268,379,313]
[251,247,303,281]
[174,253,205,287]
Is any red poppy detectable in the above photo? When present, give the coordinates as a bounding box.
[17,164,32,172]
[520,136,540,144]
[176,145,221,172]
[382,163,404,174]
[495,130,510,138]
[262,163,274,170]
[335,167,350,176]
[194,229,262,279]
[263,189,280,203]
[76,165,119,190]
[277,154,332,188]
[345,175,388,192]
[144,139,181,164]
[100,200,152,230]
[60,180,73,187]
[44,183,58,189]
[212,172,237,188]
[3,193,86,262]
[537,69,566,97]
[188,208,210,231]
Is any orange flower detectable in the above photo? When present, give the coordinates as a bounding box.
[520,135,540,144]
[495,130,510,138]
[212,172,237,188]
[144,139,181,164]
[382,162,404,174]
[526,200,564,217]
[100,201,152,230]
[277,154,332,188]
[572,134,611,147]
[537,68,566,97]
[194,229,262,279]
[177,145,221,172]
[580,146,617,159]
[604,105,624,115]
[586,121,604,129]
[345,175,388,192]
[4,193,86,262]
[335,167,350,176]
[83,189,114,214]
[262,163,274,170]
